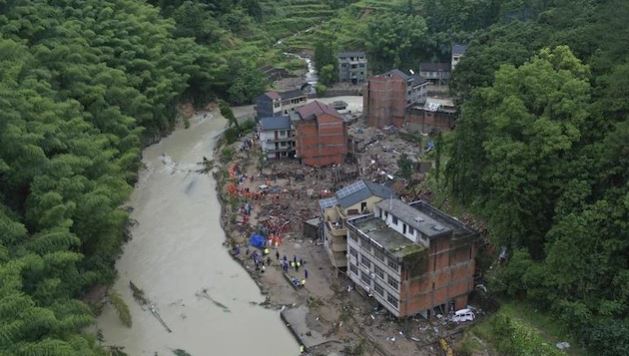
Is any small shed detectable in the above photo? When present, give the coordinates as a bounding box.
[303,218,321,240]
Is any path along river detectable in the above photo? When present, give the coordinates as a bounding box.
[96,113,299,355]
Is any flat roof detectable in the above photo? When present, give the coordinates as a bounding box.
[350,216,426,259]
[259,116,291,131]
[378,199,453,238]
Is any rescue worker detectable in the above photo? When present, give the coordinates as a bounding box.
[304,269,308,279]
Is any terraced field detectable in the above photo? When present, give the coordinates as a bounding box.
[259,0,337,40]
[276,0,405,50]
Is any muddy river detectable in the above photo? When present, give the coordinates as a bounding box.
[97,113,299,355]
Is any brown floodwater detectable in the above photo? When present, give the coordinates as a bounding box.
[96,113,299,355]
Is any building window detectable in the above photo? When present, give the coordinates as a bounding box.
[392,216,398,225]
[374,282,384,296]
[350,233,357,241]
[384,212,388,219]
[387,276,399,290]
[403,223,407,234]
[388,259,398,271]
[349,263,358,275]
[360,254,371,269]
[387,294,398,308]
[360,270,371,285]
[374,265,384,279]
[409,226,414,236]
[374,249,384,262]
[349,247,358,258]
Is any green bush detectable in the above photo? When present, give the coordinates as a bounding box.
[315,83,328,96]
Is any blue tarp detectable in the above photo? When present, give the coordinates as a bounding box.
[249,234,266,249]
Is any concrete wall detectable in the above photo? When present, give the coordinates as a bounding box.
[295,113,348,167]
[347,229,403,317]
[280,96,307,115]
[259,128,294,159]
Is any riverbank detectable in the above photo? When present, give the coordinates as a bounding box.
[211,99,467,356]
[96,111,299,355]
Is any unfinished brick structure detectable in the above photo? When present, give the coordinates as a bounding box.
[346,199,478,318]
[405,98,457,133]
[294,101,349,167]
[363,69,429,129]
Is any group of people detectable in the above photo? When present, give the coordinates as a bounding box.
[242,246,310,284]
[278,253,308,278]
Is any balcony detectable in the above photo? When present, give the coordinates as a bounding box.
[327,221,347,237]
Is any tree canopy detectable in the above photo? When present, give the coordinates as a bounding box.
[446,1,629,353]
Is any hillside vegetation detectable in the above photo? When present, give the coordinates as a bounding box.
[0,0,350,354]
[445,1,629,354]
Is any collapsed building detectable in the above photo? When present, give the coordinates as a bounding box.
[319,180,395,269]
[346,198,478,318]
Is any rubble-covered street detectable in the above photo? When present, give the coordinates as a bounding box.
[208,97,476,355]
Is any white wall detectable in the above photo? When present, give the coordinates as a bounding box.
[375,206,429,246]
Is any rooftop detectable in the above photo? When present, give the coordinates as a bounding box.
[259,116,291,131]
[279,89,306,100]
[423,98,456,113]
[419,63,451,72]
[262,91,280,100]
[376,69,429,86]
[318,180,395,210]
[350,216,426,259]
[377,199,453,238]
[297,100,343,121]
[452,43,468,56]
[338,51,366,58]
[336,180,394,208]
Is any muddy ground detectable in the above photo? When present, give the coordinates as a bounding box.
[210,114,477,355]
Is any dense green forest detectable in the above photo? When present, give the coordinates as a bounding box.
[0,0,289,354]
[445,0,629,354]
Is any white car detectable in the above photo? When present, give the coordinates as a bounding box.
[451,308,475,322]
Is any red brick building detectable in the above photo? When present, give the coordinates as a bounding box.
[363,69,429,128]
[294,101,349,167]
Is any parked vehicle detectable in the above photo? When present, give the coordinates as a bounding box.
[451,308,475,322]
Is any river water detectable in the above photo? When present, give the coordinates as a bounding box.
[96,113,299,355]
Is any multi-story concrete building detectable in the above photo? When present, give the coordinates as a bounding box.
[258,117,295,160]
[346,198,478,318]
[362,69,429,128]
[419,63,451,85]
[337,51,368,84]
[319,180,394,269]
[451,43,468,70]
[255,89,308,119]
[294,101,349,167]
